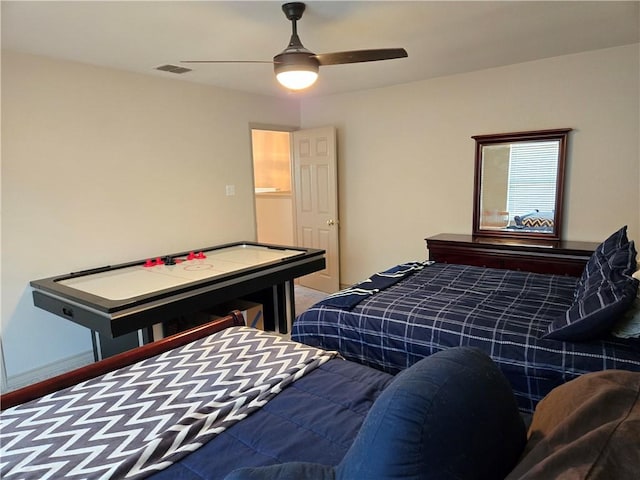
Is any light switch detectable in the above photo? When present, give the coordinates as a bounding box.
[225,185,235,196]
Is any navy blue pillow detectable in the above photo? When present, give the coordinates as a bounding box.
[576,226,629,298]
[545,279,637,342]
[546,242,639,341]
[225,347,527,480]
[581,241,637,293]
[597,226,630,257]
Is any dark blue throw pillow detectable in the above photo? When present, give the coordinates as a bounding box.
[580,241,637,293]
[546,241,639,342]
[597,226,630,258]
[225,347,527,480]
[576,226,630,298]
[545,278,638,342]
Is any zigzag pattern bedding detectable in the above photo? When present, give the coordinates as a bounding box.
[1,327,336,480]
[292,263,640,412]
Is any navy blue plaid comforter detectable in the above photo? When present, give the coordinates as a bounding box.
[292,263,640,412]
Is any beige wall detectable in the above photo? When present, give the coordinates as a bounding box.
[2,43,638,383]
[300,44,640,284]
[1,51,300,380]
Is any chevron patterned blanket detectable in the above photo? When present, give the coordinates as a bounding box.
[0,327,337,480]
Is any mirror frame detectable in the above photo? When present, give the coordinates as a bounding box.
[472,128,571,241]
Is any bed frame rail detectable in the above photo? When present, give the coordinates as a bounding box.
[1,311,245,410]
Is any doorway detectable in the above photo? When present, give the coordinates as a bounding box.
[251,128,295,246]
[251,126,340,294]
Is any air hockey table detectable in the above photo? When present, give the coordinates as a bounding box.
[30,242,325,359]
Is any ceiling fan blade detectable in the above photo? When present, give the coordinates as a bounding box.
[314,48,407,66]
[180,60,273,64]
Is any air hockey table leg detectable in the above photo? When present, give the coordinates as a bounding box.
[273,281,295,334]
[283,280,295,333]
[91,328,152,361]
[244,282,292,334]
[271,283,287,334]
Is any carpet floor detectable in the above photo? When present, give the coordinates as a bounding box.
[294,285,328,316]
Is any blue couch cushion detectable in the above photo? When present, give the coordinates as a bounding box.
[226,347,527,480]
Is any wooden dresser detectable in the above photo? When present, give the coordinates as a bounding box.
[425,233,599,277]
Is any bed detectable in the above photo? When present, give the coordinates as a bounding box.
[292,227,640,413]
[0,313,387,479]
[2,310,638,479]
[1,310,534,480]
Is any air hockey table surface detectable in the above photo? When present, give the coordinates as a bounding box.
[31,242,325,341]
[59,244,304,301]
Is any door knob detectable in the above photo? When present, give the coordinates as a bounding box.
[327,219,336,226]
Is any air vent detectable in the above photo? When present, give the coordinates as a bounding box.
[155,64,192,74]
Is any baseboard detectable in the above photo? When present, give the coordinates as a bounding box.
[5,350,94,392]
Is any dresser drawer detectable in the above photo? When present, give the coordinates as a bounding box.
[426,234,598,277]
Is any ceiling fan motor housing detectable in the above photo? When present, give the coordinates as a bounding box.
[273,50,319,76]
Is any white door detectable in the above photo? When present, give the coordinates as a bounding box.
[292,126,340,293]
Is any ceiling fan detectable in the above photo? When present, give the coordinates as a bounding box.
[182,2,408,91]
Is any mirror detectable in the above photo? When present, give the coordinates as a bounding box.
[472,128,571,241]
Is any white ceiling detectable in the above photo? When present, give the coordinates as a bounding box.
[2,1,639,98]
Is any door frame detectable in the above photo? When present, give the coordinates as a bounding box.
[249,123,340,292]
[249,123,298,245]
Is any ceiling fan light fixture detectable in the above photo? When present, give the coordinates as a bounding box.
[274,50,319,90]
[276,68,318,90]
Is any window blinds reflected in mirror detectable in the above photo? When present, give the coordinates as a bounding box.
[506,141,559,218]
